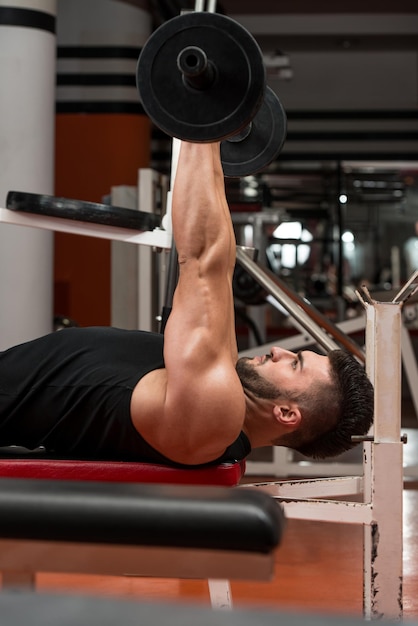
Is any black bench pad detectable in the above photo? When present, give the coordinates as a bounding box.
[0,478,284,553]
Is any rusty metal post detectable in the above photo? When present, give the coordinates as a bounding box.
[362,297,403,620]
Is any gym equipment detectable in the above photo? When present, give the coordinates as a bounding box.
[221,87,287,177]
[0,478,284,602]
[0,478,282,551]
[236,246,366,361]
[0,451,246,608]
[0,453,245,487]
[0,206,172,249]
[6,191,161,231]
[136,11,266,143]
[233,263,266,306]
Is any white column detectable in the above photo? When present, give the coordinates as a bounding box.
[0,0,56,350]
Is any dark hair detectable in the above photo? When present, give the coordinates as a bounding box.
[275,350,374,459]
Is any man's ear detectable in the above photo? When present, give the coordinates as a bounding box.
[273,404,302,428]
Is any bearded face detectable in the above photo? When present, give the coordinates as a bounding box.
[235,357,281,400]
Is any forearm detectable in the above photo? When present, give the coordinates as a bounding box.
[172,142,236,274]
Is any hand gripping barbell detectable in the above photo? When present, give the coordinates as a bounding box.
[136,11,287,176]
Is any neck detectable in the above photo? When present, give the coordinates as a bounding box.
[242,390,279,449]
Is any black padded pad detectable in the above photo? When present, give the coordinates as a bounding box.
[6,191,161,231]
[0,478,284,553]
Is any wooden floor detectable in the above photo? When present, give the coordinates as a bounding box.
[34,466,418,620]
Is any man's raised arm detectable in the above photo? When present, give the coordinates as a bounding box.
[159,142,246,464]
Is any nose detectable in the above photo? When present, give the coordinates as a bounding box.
[269,347,297,362]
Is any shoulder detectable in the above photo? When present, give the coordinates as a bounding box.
[131,364,246,466]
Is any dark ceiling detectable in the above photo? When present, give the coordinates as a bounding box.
[142,0,418,24]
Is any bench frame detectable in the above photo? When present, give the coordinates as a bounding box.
[0,463,269,610]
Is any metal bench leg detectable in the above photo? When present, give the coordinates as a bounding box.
[208,579,233,609]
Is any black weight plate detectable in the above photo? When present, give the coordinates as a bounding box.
[136,12,265,142]
[233,264,266,305]
[221,87,287,177]
[6,191,161,231]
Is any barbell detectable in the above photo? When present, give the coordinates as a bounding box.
[136,11,287,176]
[5,191,161,231]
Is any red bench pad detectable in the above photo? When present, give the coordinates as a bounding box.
[0,458,245,486]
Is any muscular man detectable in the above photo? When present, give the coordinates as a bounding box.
[0,142,373,466]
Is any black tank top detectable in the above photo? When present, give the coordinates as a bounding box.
[0,327,251,465]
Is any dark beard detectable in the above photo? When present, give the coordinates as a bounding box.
[236,357,280,400]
